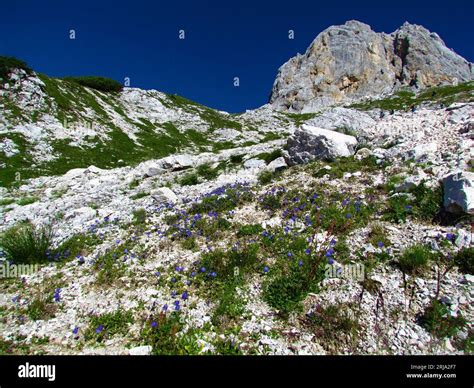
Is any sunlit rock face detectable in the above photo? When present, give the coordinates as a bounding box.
[270,20,474,112]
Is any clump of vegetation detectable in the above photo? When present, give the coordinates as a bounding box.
[180,237,197,250]
[130,191,149,200]
[0,56,32,81]
[26,296,57,321]
[383,182,442,223]
[189,185,253,215]
[200,244,260,281]
[211,280,246,328]
[85,309,134,342]
[140,312,201,355]
[62,76,123,92]
[213,337,243,355]
[237,224,264,237]
[263,264,319,316]
[398,244,434,274]
[262,233,328,316]
[197,163,219,180]
[258,189,284,211]
[256,149,282,164]
[312,156,381,179]
[306,303,360,353]
[93,247,128,285]
[258,170,278,185]
[55,232,101,260]
[179,172,199,186]
[0,198,15,206]
[368,223,391,248]
[230,154,244,164]
[453,247,474,274]
[283,112,318,126]
[0,221,54,264]
[419,300,466,338]
[132,208,147,224]
[16,196,39,206]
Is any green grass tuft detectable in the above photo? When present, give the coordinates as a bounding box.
[0,221,54,264]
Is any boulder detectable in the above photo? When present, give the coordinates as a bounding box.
[459,121,474,134]
[284,124,358,166]
[85,165,103,175]
[160,154,194,171]
[405,142,438,161]
[150,187,179,204]
[265,157,287,172]
[65,207,97,224]
[63,168,86,180]
[243,158,266,169]
[144,163,162,177]
[305,107,376,137]
[355,148,372,160]
[443,171,474,214]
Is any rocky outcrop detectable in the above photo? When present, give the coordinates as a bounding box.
[284,124,358,165]
[270,20,473,112]
[305,107,377,138]
[443,171,474,214]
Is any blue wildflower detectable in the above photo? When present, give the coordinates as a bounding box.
[446,233,455,241]
[53,288,61,302]
[326,248,334,257]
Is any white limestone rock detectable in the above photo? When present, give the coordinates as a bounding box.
[443,171,474,214]
[284,124,358,165]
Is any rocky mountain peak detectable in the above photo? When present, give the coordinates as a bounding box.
[270,20,473,112]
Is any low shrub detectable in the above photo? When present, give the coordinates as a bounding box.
[62,76,123,92]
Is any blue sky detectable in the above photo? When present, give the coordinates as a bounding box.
[1,0,473,112]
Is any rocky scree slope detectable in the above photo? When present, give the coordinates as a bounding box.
[270,20,474,112]
[0,92,473,355]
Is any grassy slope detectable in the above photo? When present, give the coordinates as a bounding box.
[349,82,474,111]
[0,74,285,187]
